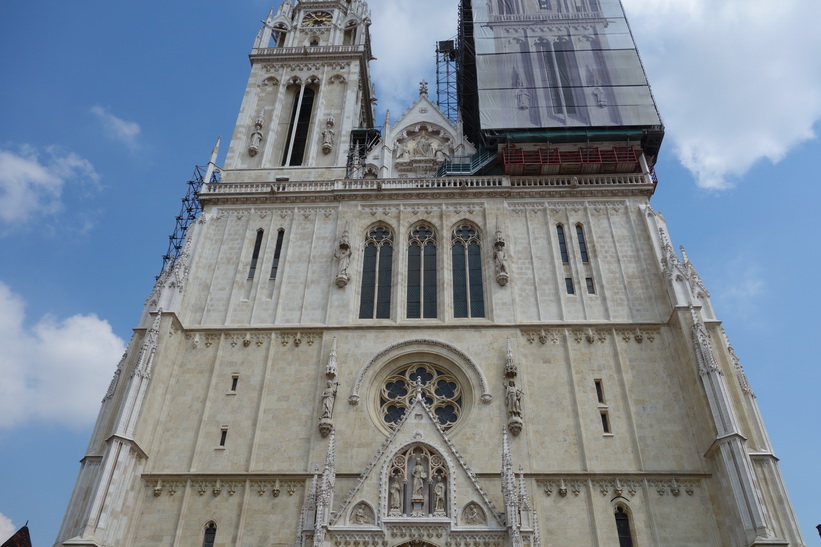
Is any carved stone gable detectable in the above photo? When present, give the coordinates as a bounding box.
[327,397,504,544]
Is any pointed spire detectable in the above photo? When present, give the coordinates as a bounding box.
[680,245,710,297]
[504,337,517,377]
[326,337,338,377]
[203,137,221,186]
[518,466,531,511]
[501,428,517,508]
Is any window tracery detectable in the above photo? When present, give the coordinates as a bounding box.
[451,224,484,318]
[380,364,461,430]
[407,224,437,318]
[359,225,393,319]
[387,444,449,517]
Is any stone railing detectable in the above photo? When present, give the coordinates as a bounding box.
[202,173,653,195]
[251,45,363,57]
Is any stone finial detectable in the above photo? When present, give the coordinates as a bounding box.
[419,80,428,96]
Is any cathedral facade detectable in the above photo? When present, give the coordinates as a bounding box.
[55,0,805,546]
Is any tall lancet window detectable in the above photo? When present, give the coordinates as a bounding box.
[614,506,634,547]
[576,224,589,263]
[359,226,393,319]
[451,224,484,318]
[248,230,264,279]
[281,84,316,166]
[202,522,216,547]
[407,224,437,318]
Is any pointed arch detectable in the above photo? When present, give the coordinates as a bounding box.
[407,222,437,318]
[450,221,484,318]
[614,504,635,547]
[202,521,216,547]
[359,223,394,319]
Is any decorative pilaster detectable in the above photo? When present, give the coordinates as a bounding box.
[314,430,336,546]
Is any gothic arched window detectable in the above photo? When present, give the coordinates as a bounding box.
[556,224,569,263]
[451,224,484,318]
[248,229,264,279]
[202,522,216,547]
[576,224,589,263]
[380,363,461,430]
[281,84,316,166]
[407,224,437,318]
[359,226,393,319]
[614,506,634,547]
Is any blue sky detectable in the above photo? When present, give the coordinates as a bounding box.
[1,0,819,544]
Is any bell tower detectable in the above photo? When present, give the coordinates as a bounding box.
[223,0,375,180]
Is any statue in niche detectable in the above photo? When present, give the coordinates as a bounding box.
[505,380,523,417]
[516,85,531,111]
[353,504,371,525]
[411,458,426,499]
[434,480,446,513]
[248,115,264,157]
[415,134,433,157]
[464,503,485,525]
[320,379,337,419]
[334,230,352,287]
[322,116,335,154]
[493,230,509,286]
[396,140,409,160]
[389,476,402,511]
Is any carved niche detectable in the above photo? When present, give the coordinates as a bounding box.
[387,443,449,518]
[394,125,452,175]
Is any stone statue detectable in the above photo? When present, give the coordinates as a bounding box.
[505,380,522,417]
[334,231,352,287]
[516,85,531,110]
[334,245,351,277]
[396,141,409,160]
[322,116,335,154]
[321,380,337,419]
[464,504,484,525]
[411,459,427,499]
[353,505,369,525]
[434,480,446,512]
[416,134,433,157]
[389,477,402,510]
[248,115,264,156]
[494,243,508,277]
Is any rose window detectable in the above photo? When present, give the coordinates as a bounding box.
[380,364,462,429]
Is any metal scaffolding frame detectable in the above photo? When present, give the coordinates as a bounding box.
[158,164,221,278]
[436,39,458,124]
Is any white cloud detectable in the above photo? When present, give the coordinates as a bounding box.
[369,0,459,121]
[0,513,15,544]
[0,145,98,227]
[0,281,126,430]
[623,0,821,189]
[90,105,141,149]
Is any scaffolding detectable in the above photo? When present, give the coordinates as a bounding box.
[346,127,382,179]
[436,39,458,124]
[158,164,221,278]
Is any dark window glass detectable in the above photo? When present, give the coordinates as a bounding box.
[586,277,595,294]
[219,429,227,446]
[601,412,610,433]
[451,225,484,318]
[452,244,468,317]
[248,230,264,279]
[231,376,238,392]
[269,229,285,279]
[565,277,575,294]
[376,245,393,318]
[595,379,604,404]
[407,225,436,318]
[615,507,634,547]
[281,86,316,166]
[557,225,569,263]
[359,226,393,319]
[203,522,216,547]
[576,224,589,262]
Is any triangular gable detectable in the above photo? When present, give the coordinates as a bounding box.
[330,394,504,529]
